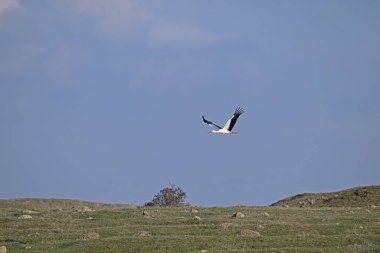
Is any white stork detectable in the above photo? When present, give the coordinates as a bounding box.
[202,107,245,134]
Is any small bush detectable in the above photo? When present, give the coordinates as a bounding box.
[145,184,188,207]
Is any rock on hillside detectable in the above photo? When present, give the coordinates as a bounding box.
[271,185,380,208]
[0,246,7,253]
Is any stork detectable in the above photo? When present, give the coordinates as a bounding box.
[202,107,244,134]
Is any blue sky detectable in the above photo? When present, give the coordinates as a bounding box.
[1,0,379,206]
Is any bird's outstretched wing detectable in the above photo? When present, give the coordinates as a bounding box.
[202,116,222,129]
[223,107,244,131]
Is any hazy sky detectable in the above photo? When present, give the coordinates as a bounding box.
[1,0,379,206]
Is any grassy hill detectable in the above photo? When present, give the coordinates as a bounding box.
[1,187,380,252]
[270,185,380,208]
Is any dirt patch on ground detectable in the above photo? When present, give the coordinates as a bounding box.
[138,230,151,237]
[221,222,233,230]
[79,232,100,240]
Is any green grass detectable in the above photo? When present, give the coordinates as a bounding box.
[1,199,380,252]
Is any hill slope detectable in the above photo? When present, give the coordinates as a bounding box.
[1,186,380,252]
[1,200,380,252]
[270,185,380,207]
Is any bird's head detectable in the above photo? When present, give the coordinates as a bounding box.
[208,130,214,134]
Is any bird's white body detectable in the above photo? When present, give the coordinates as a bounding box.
[209,129,237,134]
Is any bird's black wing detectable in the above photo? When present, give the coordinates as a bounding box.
[202,116,222,129]
[223,107,244,131]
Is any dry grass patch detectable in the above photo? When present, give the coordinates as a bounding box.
[79,232,99,240]
[240,229,261,237]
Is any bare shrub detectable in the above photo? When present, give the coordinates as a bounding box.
[145,184,188,207]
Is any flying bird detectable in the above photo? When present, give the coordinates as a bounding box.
[202,107,245,134]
